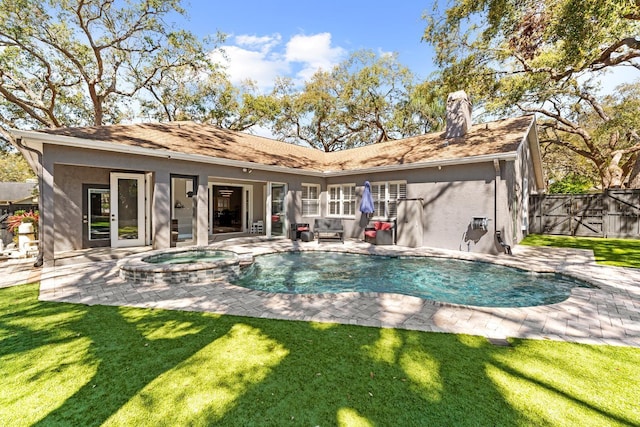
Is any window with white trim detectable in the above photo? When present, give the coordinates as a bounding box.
[371,181,407,218]
[301,184,320,216]
[327,184,356,217]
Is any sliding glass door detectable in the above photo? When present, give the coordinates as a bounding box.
[212,185,243,234]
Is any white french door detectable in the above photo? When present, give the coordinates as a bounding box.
[110,173,146,247]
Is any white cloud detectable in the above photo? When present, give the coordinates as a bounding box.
[210,32,347,92]
[285,33,347,81]
[209,34,289,90]
[212,45,289,88]
[235,34,282,52]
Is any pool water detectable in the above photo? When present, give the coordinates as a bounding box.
[232,252,592,307]
[143,249,236,265]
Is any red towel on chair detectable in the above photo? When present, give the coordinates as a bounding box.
[373,221,392,231]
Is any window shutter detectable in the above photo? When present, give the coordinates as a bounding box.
[302,186,309,216]
[388,183,407,218]
[328,186,339,215]
[371,183,384,216]
[399,183,407,199]
[311,185,319,216]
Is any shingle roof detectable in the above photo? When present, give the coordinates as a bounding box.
[37,115,534,172]
[40,121,326,170]
[324,115,533,171]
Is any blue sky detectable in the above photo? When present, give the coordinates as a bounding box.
[174,1,437,90]
[171,1,634,96]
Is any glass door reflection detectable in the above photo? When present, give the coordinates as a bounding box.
[270,183,286,236]
[110,173,145,247]
[88,188,110,241]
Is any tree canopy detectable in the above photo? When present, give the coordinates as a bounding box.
[0,1,446,159]
[272,51,445,152]
[0,0,212,143]
[140,67,279,132]
[423,0,640,188]
[0,151,35,181]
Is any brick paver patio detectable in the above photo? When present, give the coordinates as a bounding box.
[2,238,639,347]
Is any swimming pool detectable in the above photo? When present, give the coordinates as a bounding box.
[232,251,593,307]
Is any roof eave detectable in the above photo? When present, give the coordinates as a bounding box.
[12,128,523,178]
[12,128,326,177]
[521,117,546,191]
[322,152,519,177]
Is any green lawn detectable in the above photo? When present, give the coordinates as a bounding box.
[1,284,638,426]
[520,234,640,268]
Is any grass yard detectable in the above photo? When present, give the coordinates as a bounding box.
[1,283,639,426]
[520,234,640,268]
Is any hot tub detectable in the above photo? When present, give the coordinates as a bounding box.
[118,248,243,286]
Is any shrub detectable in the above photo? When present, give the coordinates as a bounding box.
[7,210,39,235]
[548,174,593,194]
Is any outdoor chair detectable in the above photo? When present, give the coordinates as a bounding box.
[364,221,395,245]
[290,223,310,240]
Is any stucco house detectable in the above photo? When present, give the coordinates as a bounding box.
[11,92,545,265]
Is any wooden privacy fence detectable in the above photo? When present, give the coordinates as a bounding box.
[529,190,640,238]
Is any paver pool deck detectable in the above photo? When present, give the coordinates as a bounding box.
[2,237,639,347]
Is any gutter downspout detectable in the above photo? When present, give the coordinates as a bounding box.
[15,137,44,267]
[493,159,512,255]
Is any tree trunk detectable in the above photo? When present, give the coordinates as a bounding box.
[93,93,104,126]
[628,155,640,188]
[607,151,624,188]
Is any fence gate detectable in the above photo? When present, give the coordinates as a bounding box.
[530,190,640,238]
[530,196,572,235]
[606,190,640,238]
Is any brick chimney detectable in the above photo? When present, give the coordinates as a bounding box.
[444,90,472,139]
